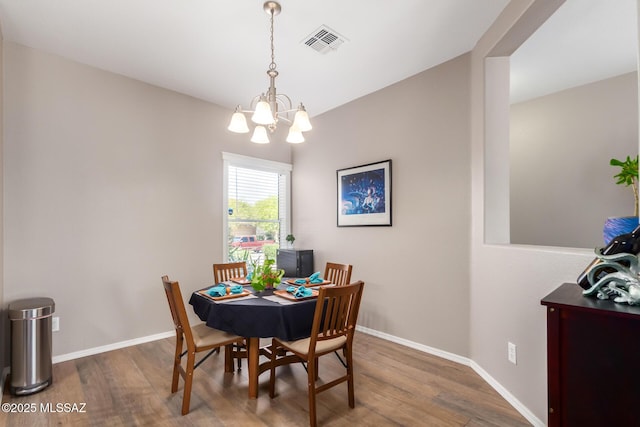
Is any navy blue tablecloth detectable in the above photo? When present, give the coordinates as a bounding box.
[189,284,317,341]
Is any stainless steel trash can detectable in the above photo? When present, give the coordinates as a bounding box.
[8,297,55,395]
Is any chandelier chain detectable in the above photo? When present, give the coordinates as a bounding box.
[269,9,276,71]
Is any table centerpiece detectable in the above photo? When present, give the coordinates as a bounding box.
[250,256,284,292]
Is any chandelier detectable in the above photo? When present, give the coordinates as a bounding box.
[227,1,312,144]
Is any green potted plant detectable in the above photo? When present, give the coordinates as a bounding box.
[285,234,295,248]
[605,155,639,243]
[611,155,639,215]
[250,256,284,292]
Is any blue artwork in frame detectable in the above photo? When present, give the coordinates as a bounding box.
[337,159,392,227]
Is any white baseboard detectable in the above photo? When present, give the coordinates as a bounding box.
[469,360,544,427]
[356,325,471,366]
[356,325,544,427]
[52,331,174,364]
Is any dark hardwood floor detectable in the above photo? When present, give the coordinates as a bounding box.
[1,333,531,426]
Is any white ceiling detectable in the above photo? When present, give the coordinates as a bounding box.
[0,0,510,116]
[0,1,635,115]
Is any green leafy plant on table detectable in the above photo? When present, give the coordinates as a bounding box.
[250,256,284,292]
[611,155,639,216]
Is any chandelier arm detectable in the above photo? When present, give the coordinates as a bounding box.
[274,94,295,123]
[275,93,292,107]
[244,94,293,114]
[277,116,293,125]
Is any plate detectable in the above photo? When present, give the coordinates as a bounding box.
[273,289,319,301]
[198,288,251,301]
[285,279,332,286]
[230,277,251,285]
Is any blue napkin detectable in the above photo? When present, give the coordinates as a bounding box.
[294,272,324,285]
[308,272,323,284]
[207,284,227,297]
[286,285,313,298]
[246,272,253,280]
[230,284,244,294]
[295,286,313,298]
[285,286,310,298]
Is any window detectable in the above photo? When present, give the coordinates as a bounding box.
[222,152,292,265]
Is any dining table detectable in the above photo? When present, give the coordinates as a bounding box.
[189,280,325,398]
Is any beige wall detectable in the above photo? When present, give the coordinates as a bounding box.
[511,72,638,248]
[292,53,472,357]
[2,41,291,356]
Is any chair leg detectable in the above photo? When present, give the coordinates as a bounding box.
[236,343,243,371]
[268,340,277,398]
[307,357,318,427]
[171,333,183,393]
[182,351,196,415]
[314,356,319,381]
[224,344,234,373]
[345,345,355,408]
[269,339,286,399]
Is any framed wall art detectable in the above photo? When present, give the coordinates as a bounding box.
[337,159,392,227]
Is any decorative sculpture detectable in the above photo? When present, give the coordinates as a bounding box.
[582,249,640,305]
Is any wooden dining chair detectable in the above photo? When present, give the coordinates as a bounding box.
[268,281,365,427]
[324,262,353,286]
[213,261,248,283]
[161,276,244,415]
[212,262,250,370]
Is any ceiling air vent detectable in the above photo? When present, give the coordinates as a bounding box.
[302,25,348,54]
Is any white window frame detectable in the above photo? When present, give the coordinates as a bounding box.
[222,152,292,262]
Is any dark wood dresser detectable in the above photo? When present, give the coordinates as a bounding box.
[541,283,640,427]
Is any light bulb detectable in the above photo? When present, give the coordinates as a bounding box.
[286,124,305,143]
[251,97,275,125]
[292,104,312,132]
[228,107,249,133]
[251,126,270,144]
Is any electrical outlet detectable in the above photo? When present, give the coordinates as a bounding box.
[508,342,517,364]
[52,316,60,332]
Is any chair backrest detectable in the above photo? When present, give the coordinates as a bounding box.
[324,262,353,286]
[309,281,364,353]
[213,262,248,283]
[162,276,195,349]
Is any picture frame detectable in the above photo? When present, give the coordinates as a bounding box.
[337,159,392,227]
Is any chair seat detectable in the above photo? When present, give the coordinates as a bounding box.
[191,323,241,348]
[276,335,347,356]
